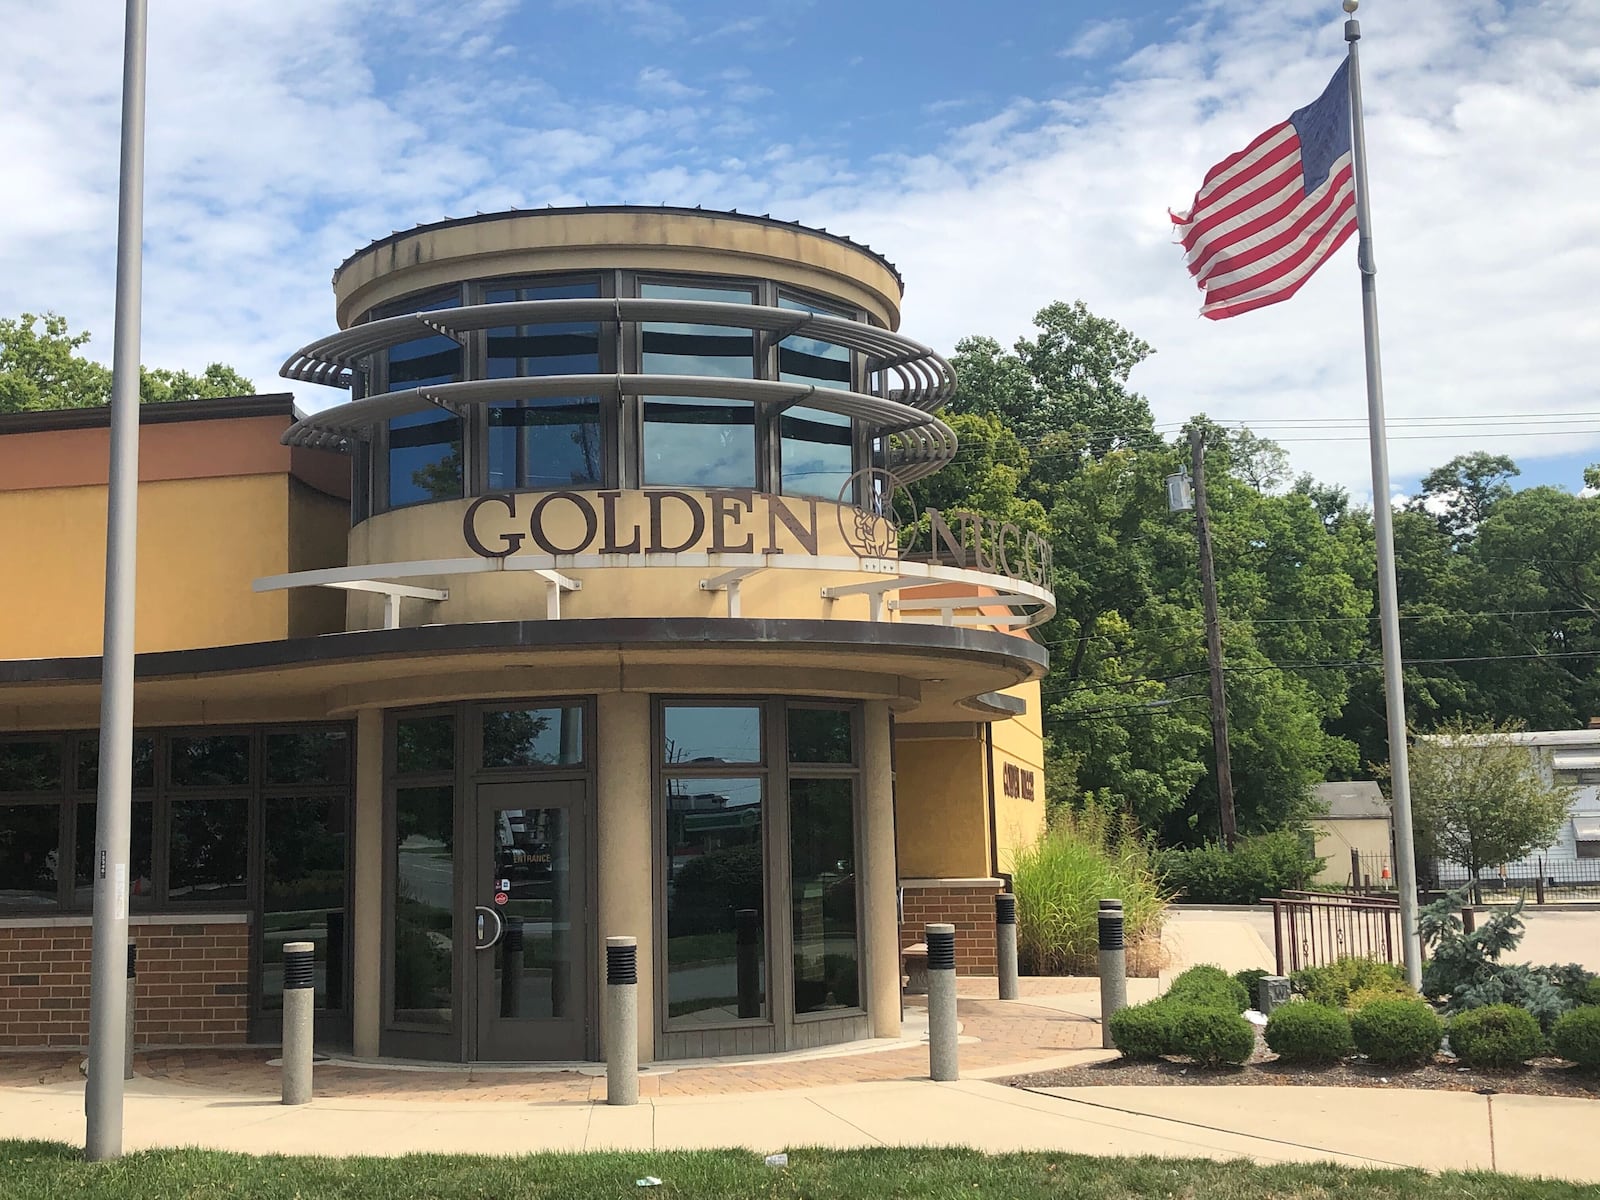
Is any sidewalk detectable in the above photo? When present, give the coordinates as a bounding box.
[3,1071,1596,1182]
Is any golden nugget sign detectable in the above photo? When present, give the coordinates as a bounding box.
[462,480,1053,588]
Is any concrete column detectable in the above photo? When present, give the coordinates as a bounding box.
[596,691,655,1064]
[861,700,901,1038]
[351,706,384,1058]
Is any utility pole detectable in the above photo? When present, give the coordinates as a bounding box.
[1189,427,1238,848]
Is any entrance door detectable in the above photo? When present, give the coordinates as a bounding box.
[471,780,588,1061]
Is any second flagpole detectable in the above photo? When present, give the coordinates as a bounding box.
[1344,0,1423,989]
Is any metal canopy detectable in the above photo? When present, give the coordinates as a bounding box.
[280,297,956,411]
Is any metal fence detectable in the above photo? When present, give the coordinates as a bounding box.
[1266,890,1404,976]
[1428,856,1600,904]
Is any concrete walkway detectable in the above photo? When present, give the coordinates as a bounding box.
[3,1072,1596,1182]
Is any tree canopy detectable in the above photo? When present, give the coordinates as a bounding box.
[912,300,1600,848]
[0,312,254,414]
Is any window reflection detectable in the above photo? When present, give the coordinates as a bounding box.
[485,280,600,378]
[790,778,859,1014]
[0,804,60,908]
[482,707,584,768]
[75,736,156,792]
[664,777,765,1023]
[169,735,251,788]
[778,296,854,499]
[168,797,249,901]
[493,806,572,1019]
[488,399,603,490]
[262,796,347,1011]
[393,785,455,1026]
[642,397,756,489]
[388,409,463,508]
[75,800,155,906]
[787,709,853,764]
[663,706,762,765]
[386,294,462,392]
[264,730,350,787]
[640,282,754,378]
[0,741,63,793]
[396,715,454,776]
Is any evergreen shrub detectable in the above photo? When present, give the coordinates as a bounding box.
[1168,1005,1256,1067]
[1234,968,1270,1009]
[1264,1002,1353,1064]
[1156,831,1323,905]
[1551,1006,1600,1069]
[1166,965,1249,1013]
[1292,957,1408,1009]
[1107,1000,1172,1060]
[1351,998,1444,1066]
[1448,1004,1544,1069]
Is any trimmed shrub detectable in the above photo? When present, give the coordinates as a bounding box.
[1234,968,1270,1009]
[1108,1000,1172,1060]
[1551,1005,1600,1069]
[1168,1005,1256,1068]
[1265,1002,1354,1064]
[1293,957,1408,1009]
[1581,977,1600,1008]
[1351,998,1444,1067]
[1449,1004,1544,1069]
[1167,965,1250,1013]
[1345,984,1419,1014]
[1012,806,1168,976]
[1156,830,1323,905]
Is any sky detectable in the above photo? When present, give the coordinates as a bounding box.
[2,0,1597,504]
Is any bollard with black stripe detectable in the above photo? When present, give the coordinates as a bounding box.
[281,940,315,1105]
[925,923,959,1081]
[1097,899,1127,1049]
[606,936,639,1106]
[995,893,1019,1001]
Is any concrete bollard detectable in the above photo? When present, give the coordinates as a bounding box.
[735,908,761,1019]
[124,942,136,1080]
[926,923,959,1081]
[606,936,639,1106]
[1097,899,1127,1049]
[281,941,315,1106]
[995,893,1019,1001]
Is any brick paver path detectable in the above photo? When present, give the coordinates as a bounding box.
[1,982,1103,1104]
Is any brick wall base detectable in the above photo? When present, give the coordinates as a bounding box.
[899,879,1002,976]
[0,919,250,1049]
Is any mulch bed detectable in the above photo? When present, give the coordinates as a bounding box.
[1004,1035,1600,1101]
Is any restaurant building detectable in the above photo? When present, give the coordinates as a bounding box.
[0,207,1051,1064]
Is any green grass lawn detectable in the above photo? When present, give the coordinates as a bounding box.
[1,1142,1592,1199]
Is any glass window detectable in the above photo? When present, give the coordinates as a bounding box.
[385,294,462,392]
[641,396,756,489]
[168,797,249,902]
[663,706,762,765]
[393,785,454,1026]
[264,730,350,787]
[664,776,765,1023]
[485,280,600,378]
[778,297,851,388]
[488,399,603,491]
[262,796,347,1011]
[387,409,463,508]
[0,804,61,908]
[0,740,62,793]
[169,734,251,788]
[482,707,584,769]
[75,736,156,792]
[74,800,155,906]
[396,715,454,776]
[787,709,853,765]
[493,804,574,1019]
[780,408,853,502]
[790,777,859,1014]
[640,282,753,378]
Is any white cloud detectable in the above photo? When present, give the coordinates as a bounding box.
[1060,18,1134,61]
[2,0,1596,504]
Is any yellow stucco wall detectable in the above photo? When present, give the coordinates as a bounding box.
[893,734,990,880]
[333,210,904,330]
[989,680,1047,873]
[1312,818,1393,885]
[0,474,317,658]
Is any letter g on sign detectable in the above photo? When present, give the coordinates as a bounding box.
[464,494,523,558]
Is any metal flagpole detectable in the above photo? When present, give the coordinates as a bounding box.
[1344,0,1423,989]
[85,0,149,1161]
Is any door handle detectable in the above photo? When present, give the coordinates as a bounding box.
[475,904,504,951]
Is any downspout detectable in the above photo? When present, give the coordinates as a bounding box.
[984,723,1002,885]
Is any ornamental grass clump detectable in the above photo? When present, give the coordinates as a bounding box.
[1551,1006,1600,1069]
[1166,965,1250,1013]
[1264,1002,1354,1064]
[1107,1000,1172,1060]
[1448,1004,1544,1069]
[1351,997,1444,1067]
[1010,805,1167,976]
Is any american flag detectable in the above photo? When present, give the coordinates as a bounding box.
[1172,60,1357,320]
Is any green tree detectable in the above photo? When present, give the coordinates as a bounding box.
[1408,452,1519,544]
[1407,717,1573,902]
[0,311,254,413]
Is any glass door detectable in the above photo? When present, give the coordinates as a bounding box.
[472,780,587,1061]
